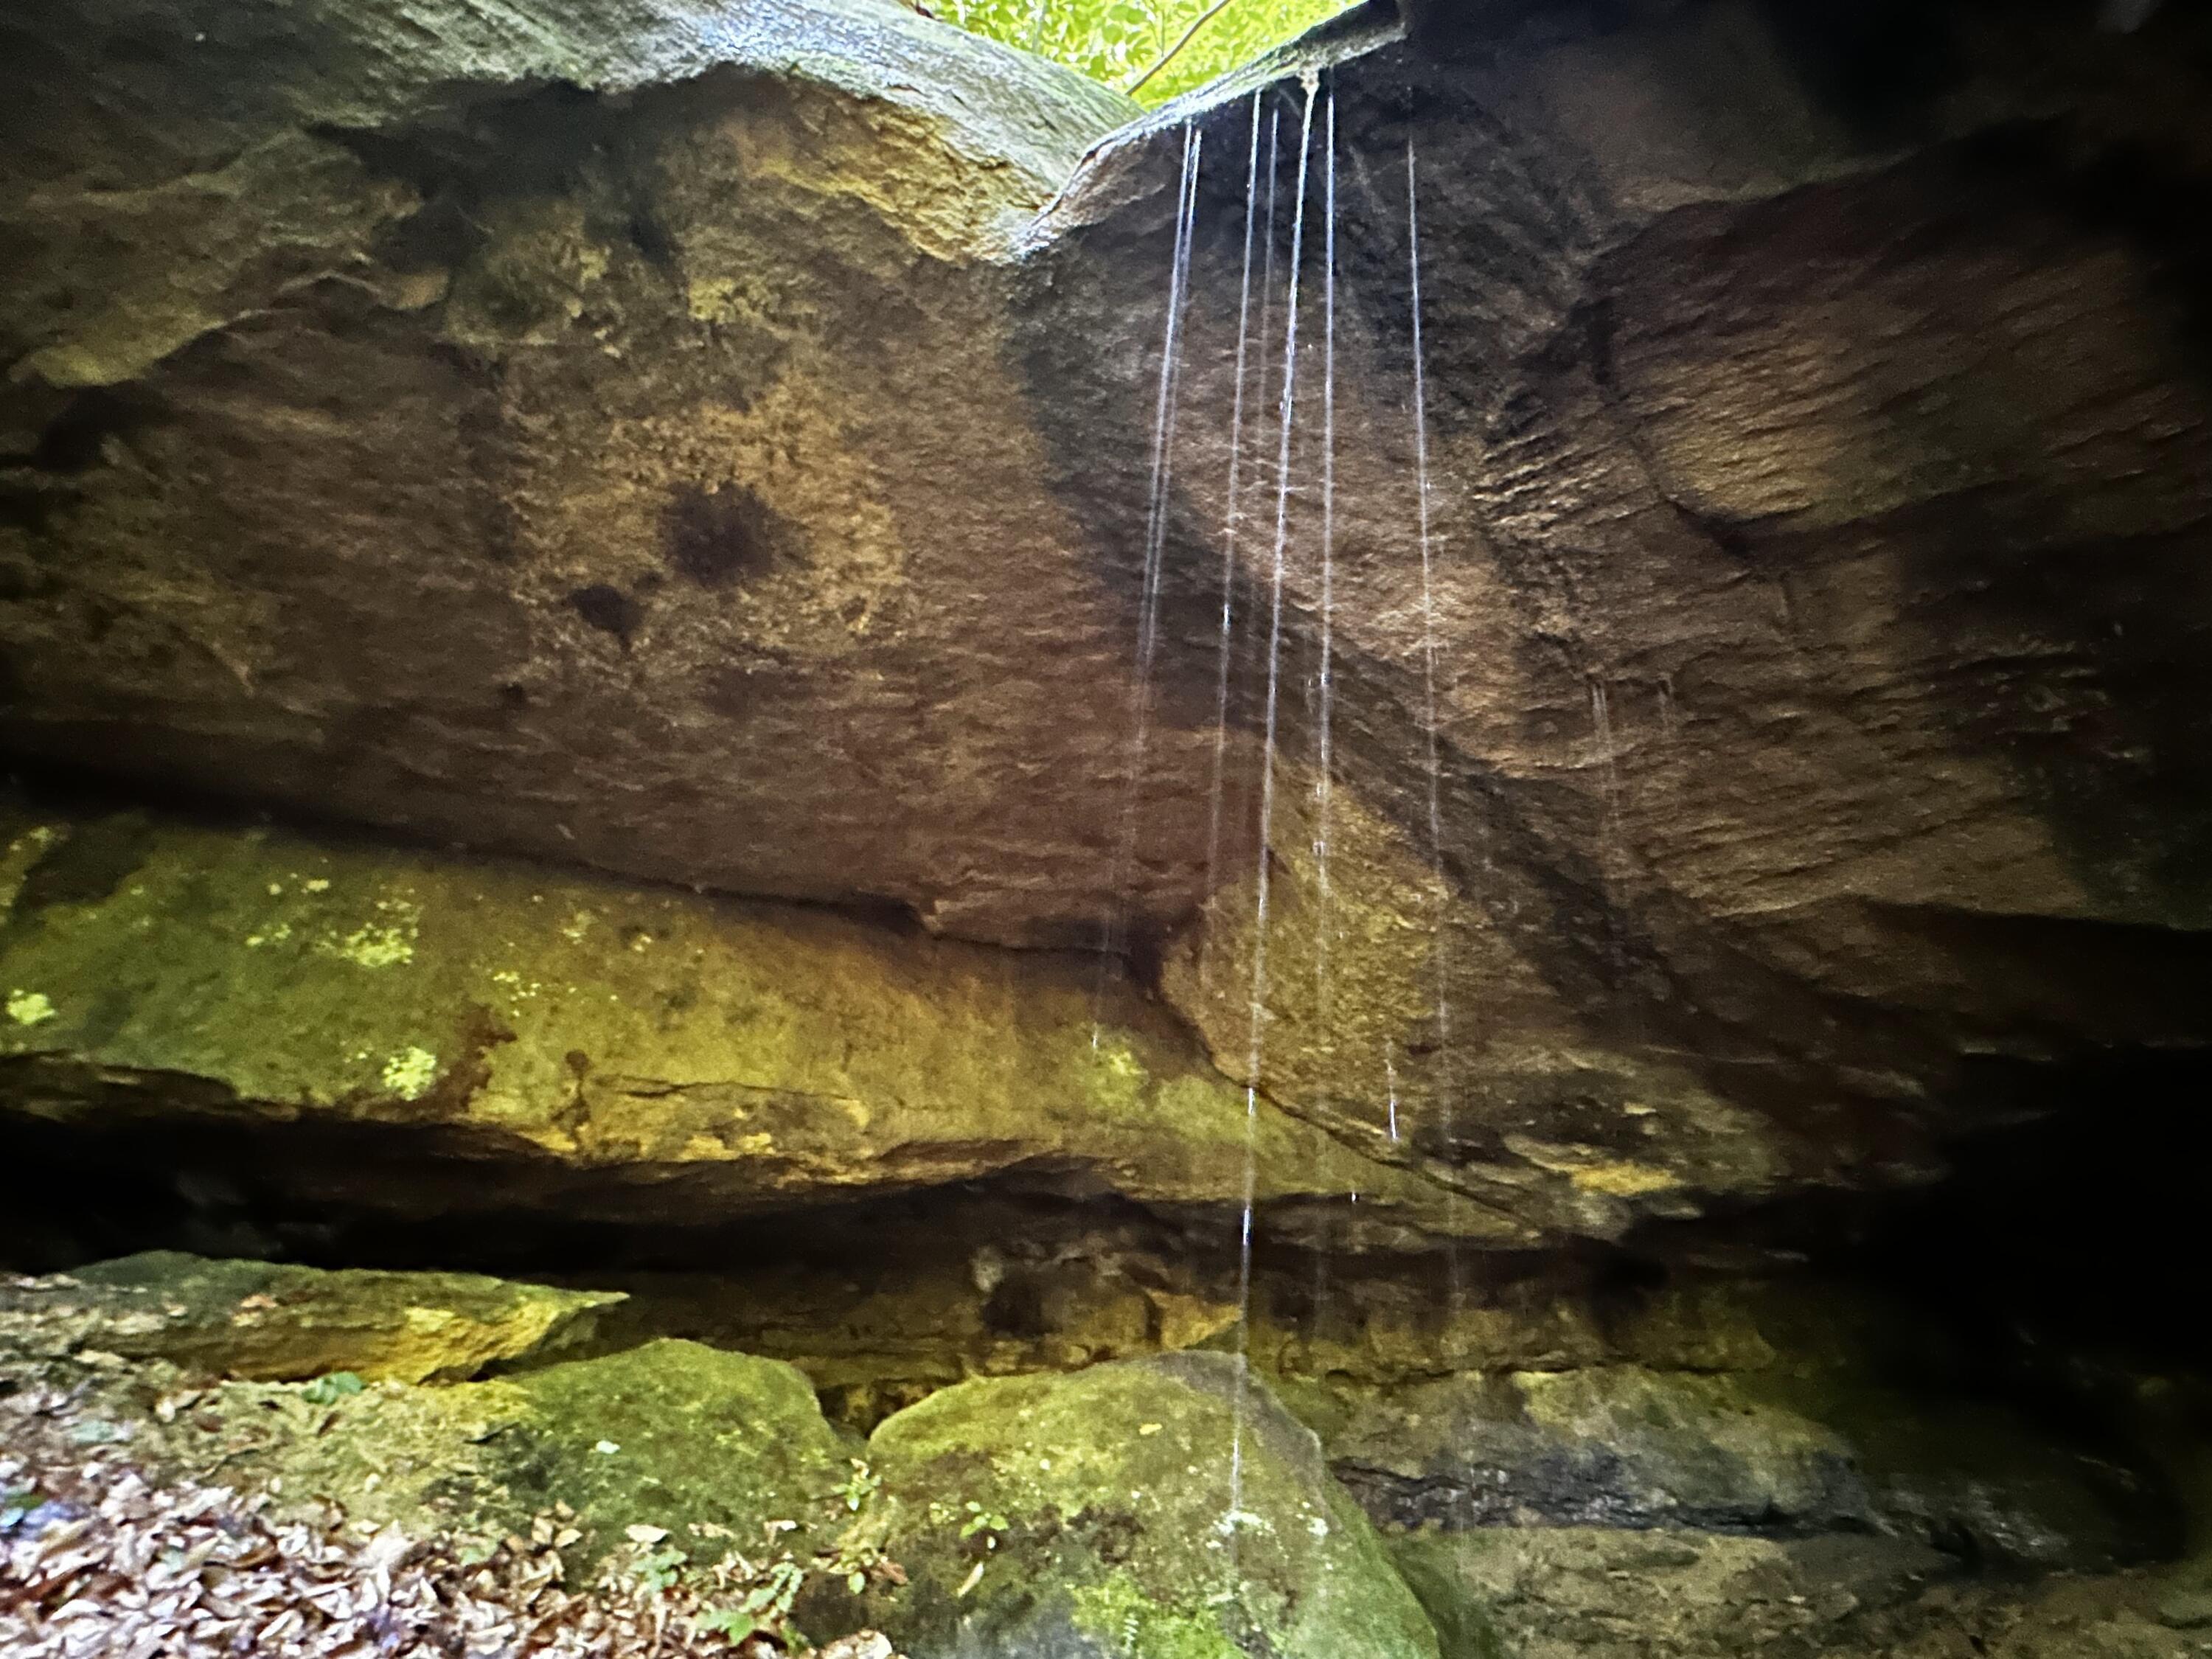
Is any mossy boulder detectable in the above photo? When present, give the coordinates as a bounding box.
[815,1353,1440,1659]
[1329,1365,1871,1534]
[495,1338,858,1562]
[0,1259,855,1571]
[1385,1528,1950,1659]
[9,1335,854,1572]
[1324,1358,2168,1572]
[14,1251,621,1383]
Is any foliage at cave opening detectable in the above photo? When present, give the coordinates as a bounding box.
[938,0,1353,103]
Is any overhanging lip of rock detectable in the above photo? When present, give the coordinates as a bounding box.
[0,801,1530,1248]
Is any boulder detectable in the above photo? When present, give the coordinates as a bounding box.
[1327,1366,1871,1535]
[1390,1525,2212,1659]
[825,1352,1442,1659]
[497,1338,861,1566]
[1,1316,856,1579]
[1388,1528,1951,1659]
[1322,1360,2168,1573]
[0,1250,619,1383]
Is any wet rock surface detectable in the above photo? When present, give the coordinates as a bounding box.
[2,0,2209,1245]
[1323,1362,2163,1572]
[1391,1526,2212,1659]
[1326,1366,1876,1535]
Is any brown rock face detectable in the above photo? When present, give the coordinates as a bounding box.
[0,0,1169,950]
[1039,2,2212,1234]
[3,0,2210,1243]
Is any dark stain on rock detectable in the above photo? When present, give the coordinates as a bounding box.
[554,1049,592,1138]
[661,484,799,590]
[568,582,641,641]
[625,207,676,269]
[411,1004,518,1123]
[10,815,156,922]
[13,387,155,475]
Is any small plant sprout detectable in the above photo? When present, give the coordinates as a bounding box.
[835,1459,880,1513]
[959,1500,1009,1543]
[301,1371,365,1405]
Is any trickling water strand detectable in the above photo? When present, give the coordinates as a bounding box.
[1228,108,1284,732]
[1228,74,1318,1556]
[1139,125,1204,689]
[1200,93,1267,995]
[1313,90,1338,1015]
[1588,672,1642,1039]
[1093,122,1203,1042]
[1408,141,1447,992]
[1385,1050,1401,1142]
[1408,140,1472,1510]
[1257,110,1282,493]
[1590,675,1622,867]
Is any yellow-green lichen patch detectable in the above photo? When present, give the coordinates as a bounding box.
[5,990,55,1026]
[321,897,422,968]
[380,1046,441,1100]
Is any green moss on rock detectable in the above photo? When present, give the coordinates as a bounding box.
[0,807,1501,1247]
[498,1338,855,1560]
[824,1353,1441,1659]
[52,1251,621,1383]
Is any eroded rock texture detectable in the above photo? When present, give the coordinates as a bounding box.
[3,0,2210,1252]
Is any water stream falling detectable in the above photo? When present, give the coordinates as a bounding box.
[1406,137,1472,1437]
[1312,92,1338,1018]
[1094,122,1203,1040]
[1228,73,1318,1552]
[1228,109,1284,750]
[1200,93,1267,995]
[1408,138,1450,1076]
[1590,673,1624,873]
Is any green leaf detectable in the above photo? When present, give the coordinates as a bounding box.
[698,1607,758,1644]
[302,1371,365,1405]
[943,0,1353,105]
